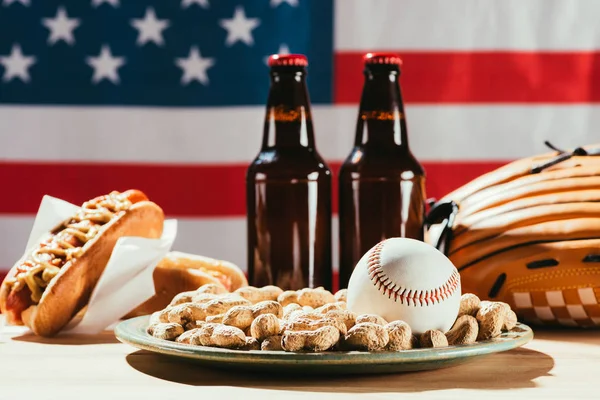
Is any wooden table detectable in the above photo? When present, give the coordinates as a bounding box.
[1,319,599,399]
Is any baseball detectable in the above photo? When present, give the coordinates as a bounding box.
[346,237,461,334]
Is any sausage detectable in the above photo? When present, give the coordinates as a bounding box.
[4,284,32,325]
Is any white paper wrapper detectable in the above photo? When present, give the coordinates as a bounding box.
[1,195,177,336]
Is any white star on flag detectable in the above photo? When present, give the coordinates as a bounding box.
[181,0,209,8]
[0,44,36,83]
[264,44,290,65]
[271,0,298,7]
[86,45,126,84]
[2,0,30,6]
[42,7,81,46]
[175,46,215,86]
[131,7,170,46]
[219,6,261,47]
[91,0,119,7]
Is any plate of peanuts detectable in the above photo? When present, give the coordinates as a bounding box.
[115,284,533,375]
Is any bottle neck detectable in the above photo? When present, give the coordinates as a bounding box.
[355,67,409,149]
[262,69,315,150]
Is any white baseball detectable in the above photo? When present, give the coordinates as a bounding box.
[346,237,461,334]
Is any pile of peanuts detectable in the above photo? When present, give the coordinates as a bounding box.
[146,284,518,352]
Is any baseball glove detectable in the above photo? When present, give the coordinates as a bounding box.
[425,142,600,328]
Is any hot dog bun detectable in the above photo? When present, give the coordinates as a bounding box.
[0,190,164,337]
[124,251,248,317]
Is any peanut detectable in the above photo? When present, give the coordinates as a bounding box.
[148,322,184,341]
[194,324,246,349]
[175,328,201,344]
[334,289,347,302]
[356,314,388,326]
[344,322,389,351]
[239,337,260,351]
[486,300,517,330]
[156,307,172,323]
[385,320,413,351]
[167,290,221,310]
[146,322,157,335]
[261,335,284,351]
[282,303,302,318]
[167,302,206,325]
[285,310,322,322]
[277,290,299,306]
[314,301,346,314]
[235,285,284,304]
[445,315,478,345]
[504,309,518,331]
[187,322,221,344]
[476,302,505,340]
[196,283,229,295]
[184,320,206,331]
[420,330,448,348]
[281,325,340,352]
[205,314,224,324]
[296,287,336,308]
[169,290,198,307]
[149,311,162,326]
[250,313,281,341]
[324,309,357,331]
[458,293,481,317]
[202,295,252,317]
[191,293,220,305]
[222,300,283,330]
[283,317,348,335]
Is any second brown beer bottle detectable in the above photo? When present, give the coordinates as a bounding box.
[338,53,427,289]
[246,54,333,291]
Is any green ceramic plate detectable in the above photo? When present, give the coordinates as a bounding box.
[115,315,533,375]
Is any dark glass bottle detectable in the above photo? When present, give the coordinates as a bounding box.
[338,53,426,289]
[246,54,333,291]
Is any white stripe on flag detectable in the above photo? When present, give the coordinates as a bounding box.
[335,0,600,51]
[1,105,598,163]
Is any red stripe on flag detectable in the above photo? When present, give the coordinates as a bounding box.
[0,161,506,216]
[335,51,600,104]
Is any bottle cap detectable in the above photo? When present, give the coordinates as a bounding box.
[268,54,308,67]
[363,52,402,66]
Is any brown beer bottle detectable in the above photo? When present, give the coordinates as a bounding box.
[246,54,333,291]
[338,53,426,289]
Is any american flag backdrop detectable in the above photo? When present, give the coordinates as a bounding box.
[0,0,599,282]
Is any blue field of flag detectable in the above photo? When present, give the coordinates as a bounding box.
[0,0,333,106]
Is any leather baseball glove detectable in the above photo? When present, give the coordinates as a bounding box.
[426,142,600,327]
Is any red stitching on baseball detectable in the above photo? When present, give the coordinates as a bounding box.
[367,240,461,307]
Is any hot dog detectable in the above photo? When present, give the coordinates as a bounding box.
[0,189,164,337]
[124,251,248,318]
